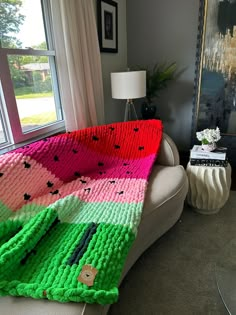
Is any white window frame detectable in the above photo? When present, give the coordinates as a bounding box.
[0,0,64,150]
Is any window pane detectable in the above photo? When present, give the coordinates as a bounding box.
[0,92,8,145]
[0,0,47,49]
[0,112,7,145]
[8,55,62,133]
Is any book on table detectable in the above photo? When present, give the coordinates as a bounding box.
[190,145,227,160]
[190,158,228,167]
[190,145,228,167]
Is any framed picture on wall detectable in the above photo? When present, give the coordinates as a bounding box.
[97,0,118,53]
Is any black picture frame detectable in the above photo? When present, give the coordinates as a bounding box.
[97,0,118,53]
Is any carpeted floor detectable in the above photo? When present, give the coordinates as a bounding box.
[109,191,236,315]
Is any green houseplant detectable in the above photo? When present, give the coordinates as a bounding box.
[139,62,177,119]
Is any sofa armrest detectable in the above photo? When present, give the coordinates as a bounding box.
[155,133,180,166]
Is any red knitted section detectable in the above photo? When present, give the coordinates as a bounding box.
[61,120,162,159]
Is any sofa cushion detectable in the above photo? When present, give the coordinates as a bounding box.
[121,164,188,279]
[144,164,187,216]
[156,133,180,166]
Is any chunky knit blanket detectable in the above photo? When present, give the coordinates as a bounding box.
[0,120,163,305]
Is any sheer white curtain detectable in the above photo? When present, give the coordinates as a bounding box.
[50,0,105,131]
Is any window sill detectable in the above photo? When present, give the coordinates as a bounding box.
[0,126,66,155]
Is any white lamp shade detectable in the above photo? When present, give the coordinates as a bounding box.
[111,71,146,99]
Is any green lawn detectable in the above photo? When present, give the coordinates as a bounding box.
[21,112,56,125]
[15,86,53,99]
[15,87,56,125]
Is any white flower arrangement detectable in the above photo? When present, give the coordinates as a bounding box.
[196,127,221,144]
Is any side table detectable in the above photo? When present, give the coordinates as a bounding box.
[186,162,232,214]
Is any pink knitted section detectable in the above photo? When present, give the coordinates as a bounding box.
[29,177,146,206]
[13,141,156,182]
[0,152,63,211]
[0,121,163,214]
[0,150,155,212]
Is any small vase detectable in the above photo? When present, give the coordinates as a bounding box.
[201,142,216,152]
[141,102,156,120]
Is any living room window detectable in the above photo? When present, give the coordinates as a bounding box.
[0,0,64,150]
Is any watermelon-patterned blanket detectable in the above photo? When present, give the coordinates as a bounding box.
[0,120,163,305]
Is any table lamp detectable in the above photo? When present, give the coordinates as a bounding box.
[111,70,146,121]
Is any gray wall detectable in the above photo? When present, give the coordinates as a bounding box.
[93,0,127,123]
[127,0,200,150]
[99,0,128,123]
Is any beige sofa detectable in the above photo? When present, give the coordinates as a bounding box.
[0,133,188,315]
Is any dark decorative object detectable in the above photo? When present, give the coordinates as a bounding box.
[192,0,236,166]
[141,103,156,120]
[135,63,176,119]
[97,0,118,53]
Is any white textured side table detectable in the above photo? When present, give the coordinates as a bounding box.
[186,162,232,214]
